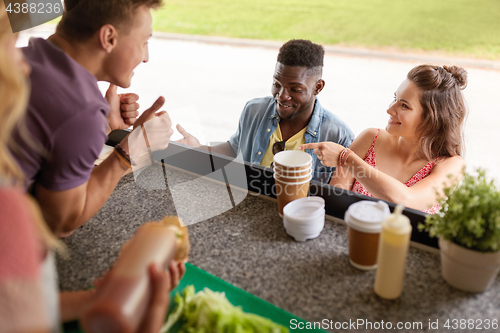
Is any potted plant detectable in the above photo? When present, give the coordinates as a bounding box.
[419,168,500,292]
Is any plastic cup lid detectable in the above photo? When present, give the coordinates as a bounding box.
[344,200,390,233]
[283,197,325,219]
[284,219,324,233]
[284,218,324,240]
[285,227,321,242]
[284,212,325,227]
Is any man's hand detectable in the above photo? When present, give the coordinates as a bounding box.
[105,84,141,133]
[132,96,171,130]
[137,261,186,333]
[87,261,186,333]
[123,96,174,168]
[176,124,201,147]
[131,96,173,151]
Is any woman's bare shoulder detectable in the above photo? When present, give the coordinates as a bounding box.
[350,128,385,156]
[433,155,465,179]
[435,155,465,169]
[423,155,465,190]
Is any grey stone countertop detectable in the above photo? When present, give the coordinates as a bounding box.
[57,164,500,333]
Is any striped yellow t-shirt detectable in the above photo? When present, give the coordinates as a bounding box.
[260,124,307,167]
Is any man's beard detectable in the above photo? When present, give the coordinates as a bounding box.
[278,97,315,121]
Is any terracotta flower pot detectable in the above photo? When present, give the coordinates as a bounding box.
[439,237,500,293]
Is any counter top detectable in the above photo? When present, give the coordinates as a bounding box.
[57,164,500,332]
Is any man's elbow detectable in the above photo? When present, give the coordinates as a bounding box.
[35,183,88,237]
[44,210,84,238]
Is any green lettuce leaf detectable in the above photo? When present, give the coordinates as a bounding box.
[160,285,289,333]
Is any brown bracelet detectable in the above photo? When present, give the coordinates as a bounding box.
[343,150,353,167]
[338,148,352,168]
[338,148,348,166]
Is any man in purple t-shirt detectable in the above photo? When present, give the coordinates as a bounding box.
[13,0,172,238]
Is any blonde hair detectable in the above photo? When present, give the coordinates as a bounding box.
[1,9,65,253]
[0,10,28,183]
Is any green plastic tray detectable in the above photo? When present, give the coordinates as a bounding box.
[63,263,325,332]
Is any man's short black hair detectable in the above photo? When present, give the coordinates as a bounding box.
[277,39,324,74]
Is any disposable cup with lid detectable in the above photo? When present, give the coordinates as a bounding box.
[344,200,390,233]
[344,200,390,271]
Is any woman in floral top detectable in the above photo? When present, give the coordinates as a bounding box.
[300,64,467,213]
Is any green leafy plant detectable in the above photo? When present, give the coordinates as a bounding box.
[419,168,500,252]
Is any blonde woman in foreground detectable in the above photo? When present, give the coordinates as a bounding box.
[300,64,467,213]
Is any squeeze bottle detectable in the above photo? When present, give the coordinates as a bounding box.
[81,220,183,333]
[374,204,412,299]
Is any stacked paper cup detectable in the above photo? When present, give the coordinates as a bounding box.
[273,151,313,216]
[283,197,325,242]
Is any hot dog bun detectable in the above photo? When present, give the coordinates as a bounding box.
[162,216,190,261]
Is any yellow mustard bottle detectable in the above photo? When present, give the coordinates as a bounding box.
[374,204,412,299]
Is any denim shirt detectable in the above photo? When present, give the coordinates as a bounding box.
[228,96,355,183]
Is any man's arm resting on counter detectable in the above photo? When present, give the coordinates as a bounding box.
[34,145,130,236]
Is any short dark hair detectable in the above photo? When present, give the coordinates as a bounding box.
[277,39,324,75]
[408,64,468,160]
[57,0,162,42]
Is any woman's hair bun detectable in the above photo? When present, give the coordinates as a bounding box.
[443,65,468,90]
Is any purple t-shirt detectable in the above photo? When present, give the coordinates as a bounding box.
[13,38,109,191]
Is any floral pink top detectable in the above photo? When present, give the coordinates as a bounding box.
[351,129,441,214]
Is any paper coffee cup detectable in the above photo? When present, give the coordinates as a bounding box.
[344,201,390,270]
[274,169,313,183]
[273,151,312,171]
[273,165,312,177]
[274,174,312,216]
